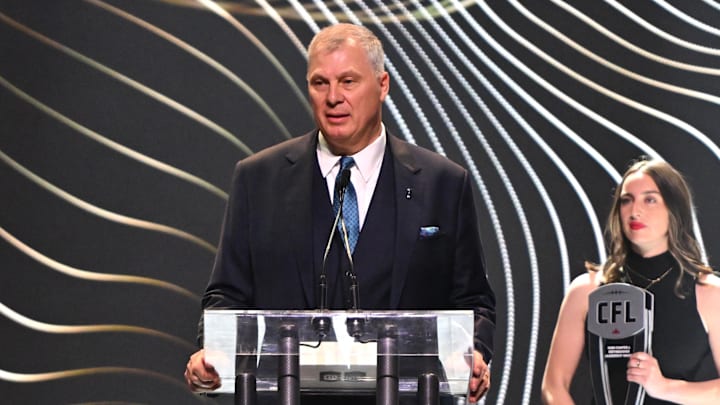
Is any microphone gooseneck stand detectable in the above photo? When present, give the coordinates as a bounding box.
[340,215,366,340]
[312,168,351,339]
[333,167,366,340]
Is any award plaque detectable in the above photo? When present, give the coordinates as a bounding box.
[587,283,654,405]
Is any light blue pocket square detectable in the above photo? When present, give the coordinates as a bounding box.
[419,226,440,238]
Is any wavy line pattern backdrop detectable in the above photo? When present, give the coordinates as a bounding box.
[1,1,720,404]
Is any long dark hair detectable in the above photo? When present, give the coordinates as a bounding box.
[589,158,712,297]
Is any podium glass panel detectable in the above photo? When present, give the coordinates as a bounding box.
[204,309,474,397]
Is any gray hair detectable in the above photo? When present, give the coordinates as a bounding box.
[307,23,385,76]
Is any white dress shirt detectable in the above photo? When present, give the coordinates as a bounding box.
[316,125,387,231]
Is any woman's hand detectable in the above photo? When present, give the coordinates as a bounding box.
[626,352,667,398]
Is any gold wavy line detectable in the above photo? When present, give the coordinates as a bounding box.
[0,11,252,157]
[195,0,312,116]
[0,73,227,201]
[0,149,216,254]
[0,301,196,351]
[155,0,474,22]
[0,226,200,302]
[0,367,187,389]
[84,0,293,140]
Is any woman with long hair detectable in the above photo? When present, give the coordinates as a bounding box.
[542,158,720,404]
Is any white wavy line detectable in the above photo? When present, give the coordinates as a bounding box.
[476,5,711,400]
[0,149,216,254]
[483,1,713,259]
[419,0,574,290]
[0,300,195,350]
[428,1,590,401]
[254,0,308,59]
[0,225,199,301]
[388,2,550,403]
[701,0,720,12]
[465,0,711,267]
[196,0,312,116]
[464,1,604,402]
[451,1,610,251]
[514,1,720,105]
[606,0,720,55]
[474,1,653,176]
[85,0,293,140]
[655,0,720,38]
[286,0,322,36]
[550,1,720,75]
[516,3,720,258]
[485,0,717,395]
[507,1,720,262]
[433,3,610,292]
[0,11,252,157]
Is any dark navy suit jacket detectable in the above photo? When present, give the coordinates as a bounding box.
[201,130,496,362]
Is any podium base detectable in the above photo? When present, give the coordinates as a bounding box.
[202,392,462,405]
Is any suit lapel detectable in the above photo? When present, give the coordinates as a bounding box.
[282,132,319,307]
[388,135,424,308]
[280,132,424,308]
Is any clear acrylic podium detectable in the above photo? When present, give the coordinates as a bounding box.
[203,309,474,405]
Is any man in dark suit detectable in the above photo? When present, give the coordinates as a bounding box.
[185,23,495,403]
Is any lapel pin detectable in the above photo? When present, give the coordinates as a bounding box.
[405,188,412,199]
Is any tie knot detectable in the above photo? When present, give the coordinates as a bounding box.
[339,156,355,171]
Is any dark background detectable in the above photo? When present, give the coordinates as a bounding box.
[2,1,720,404]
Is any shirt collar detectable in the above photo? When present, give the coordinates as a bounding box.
[317,124,386,183]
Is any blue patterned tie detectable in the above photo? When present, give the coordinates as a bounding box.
[334,156,359,253]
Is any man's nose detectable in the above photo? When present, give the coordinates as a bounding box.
[326,84,344,105]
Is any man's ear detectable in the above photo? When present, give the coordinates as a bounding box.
[379,71,390,101]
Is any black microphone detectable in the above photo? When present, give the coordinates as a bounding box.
[313,167,352,338]
[337,168,352,194]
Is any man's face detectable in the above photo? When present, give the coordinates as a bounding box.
[307,39,389,155]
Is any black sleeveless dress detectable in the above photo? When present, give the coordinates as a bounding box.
[603,251,718,404]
